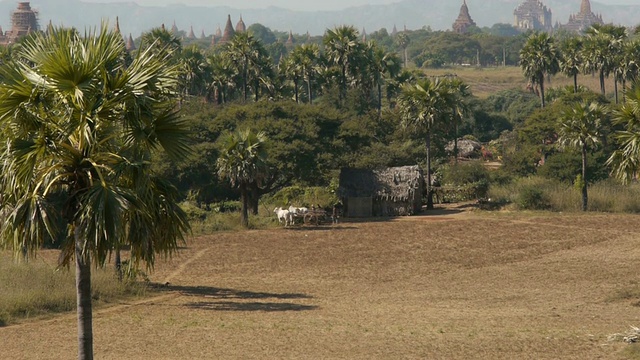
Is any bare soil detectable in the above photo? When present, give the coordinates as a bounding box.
[2,207,640,359]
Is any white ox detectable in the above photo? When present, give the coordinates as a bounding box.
[288,206,309,216]
[274,207,293,227]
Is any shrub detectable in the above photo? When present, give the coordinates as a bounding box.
[517,185,551,210]
[438,161,491,201]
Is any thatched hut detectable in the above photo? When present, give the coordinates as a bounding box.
[338,166,424,217]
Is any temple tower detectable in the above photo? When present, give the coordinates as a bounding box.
[452,0,477,34]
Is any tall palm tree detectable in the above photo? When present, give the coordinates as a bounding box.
[519,32,560,108]
[224,32,262,102]
[206,53,235,104]
[396,32,410,68]
[290,44,322,104]
[558,102,606,211]
[280,52,302,103]
[179,45,210,99]
[616,39,640,103]
[607,83,640,183]
[398,78,451,210]
[366,41,402,115]
[140,26,182,59]
[217,130,269,228]
[323,26,361,102]
[444,77,472,162]
[559,37,583,93]
[0,25,190,360]
[583,25,626,99]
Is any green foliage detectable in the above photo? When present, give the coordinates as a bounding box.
[439,161,491,200]
[267,185,338,209]
[537,151,609,184]
[516,184,551,210]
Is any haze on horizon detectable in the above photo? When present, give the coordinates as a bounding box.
[79,0,640,12]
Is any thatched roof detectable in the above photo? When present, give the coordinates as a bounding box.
[338,166,423,202]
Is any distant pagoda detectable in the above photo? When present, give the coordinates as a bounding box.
[235,15,246,33]
[220,15,235,43]
[513,0,552,32]
[452,0,476,34]
[0,2,39,45]
[562,0,604,33]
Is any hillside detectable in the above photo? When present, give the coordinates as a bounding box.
[4,0,639,38]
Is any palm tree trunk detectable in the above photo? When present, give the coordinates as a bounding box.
[425,131,434,210]
[539,76,546,108]
[623,79,627,103]
[307,78,313,104]
[404,48,408,68]
[254,79,259,102]
[573,74,578,93]
[377,81,382,116]
[75,223,93,360]
[600,71,606,95]
[294,78,299,104]
[250,182,259,215]
[115,246,122,282]
[614,78,619,104]
[581,144,588,212]
[240,182,249,228]
[454,122,459,164]
[243,59,248,103]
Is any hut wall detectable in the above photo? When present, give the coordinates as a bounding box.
[346,197,372,217]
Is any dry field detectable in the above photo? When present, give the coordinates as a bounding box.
[426,66,618,99]
[3,208,640,359]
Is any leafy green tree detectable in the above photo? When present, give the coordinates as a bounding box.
[179,45,210,98]
[0,25,190,360]
[558,102,607,211]
[519,32,560,108]
[217,130,269,227]
[293,44,322,104]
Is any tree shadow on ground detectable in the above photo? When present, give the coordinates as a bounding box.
[153,284,318,312]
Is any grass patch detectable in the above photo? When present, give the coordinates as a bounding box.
[488,177,640,213]
[0,253,149,326]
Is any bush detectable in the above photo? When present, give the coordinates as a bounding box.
[438,161,491,201]
[517,185,551,210]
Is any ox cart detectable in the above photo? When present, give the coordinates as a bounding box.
[302,209,327,226]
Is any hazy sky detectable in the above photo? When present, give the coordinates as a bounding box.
[79,0,640,10]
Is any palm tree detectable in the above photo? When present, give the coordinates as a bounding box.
[179,45,211,99]
[398,78,451,210]
[366,42,402,115]
[396,32,410,68]
[217,130,269,228]
[519,32,560,108]
[0,25,190,360]
[558,102,606,211]
[206,53,235,104]
[140,26,182,59]
[582,25,626,99]
[444,78,472,162]
[290,44,322,104]
[224,32,262,102]
[323,26,361,102]
[616,39,640,103]
[559,37,583,93]
[607,83,640,183]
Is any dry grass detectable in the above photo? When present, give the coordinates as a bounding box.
[426,66,617,99]
[2,209,640,359]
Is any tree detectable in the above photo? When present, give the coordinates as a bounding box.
[217,130,269,227]
[291,44,322,104]
[0,25,190,360]
[323,26,361,103]
[583,25,626,99]
[224,32,271,102]
[558,102,606,211]
[396,32,410,68]
[519,32,560,108]
[559,37,583,93]
[608,83,640,183]
[365,42,401,115]
[444,78,472,162]
[398,78,451,210]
